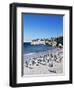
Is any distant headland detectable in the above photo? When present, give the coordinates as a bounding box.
[31,36,63,47]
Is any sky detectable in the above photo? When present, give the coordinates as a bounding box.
[23,14,63,42]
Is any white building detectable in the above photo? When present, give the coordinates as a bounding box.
[31,39,46,45]
[31,39,57,46]
[52,41,57,46]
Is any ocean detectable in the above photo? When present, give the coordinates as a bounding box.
[23,42,55,55]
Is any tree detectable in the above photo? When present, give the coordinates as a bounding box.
[55,36,63,46]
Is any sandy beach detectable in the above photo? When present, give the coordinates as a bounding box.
[23,47,63,76]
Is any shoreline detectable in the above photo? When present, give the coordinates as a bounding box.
[23,47,63,76]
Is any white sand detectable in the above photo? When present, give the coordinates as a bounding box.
[23,48,63,76]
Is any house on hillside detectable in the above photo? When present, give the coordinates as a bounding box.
[31,39,46,45]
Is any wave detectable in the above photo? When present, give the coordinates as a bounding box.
[24,52,36,56]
